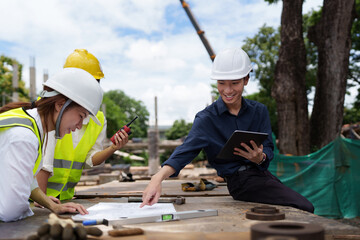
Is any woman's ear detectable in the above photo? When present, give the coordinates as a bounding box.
[55,99,66,113]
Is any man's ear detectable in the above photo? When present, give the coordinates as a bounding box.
[55,99,66,112]
[244,75,250,86]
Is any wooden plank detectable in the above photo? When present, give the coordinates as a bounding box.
[74,179,230,198]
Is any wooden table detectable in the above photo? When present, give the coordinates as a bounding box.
[74,179,229,198]
[1,180,359,239]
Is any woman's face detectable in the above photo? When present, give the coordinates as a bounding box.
[54,100,88,138]
[59,106,88,137]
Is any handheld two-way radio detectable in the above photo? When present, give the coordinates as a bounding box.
[110,116,138,144]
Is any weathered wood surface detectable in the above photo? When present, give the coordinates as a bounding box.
[1,196,359,239]
[74,179,229,198]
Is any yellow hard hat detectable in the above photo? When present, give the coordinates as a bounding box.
[63,49,104,79]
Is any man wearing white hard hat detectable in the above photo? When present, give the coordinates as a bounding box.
[0,68,103,221]
[140,47,314,213]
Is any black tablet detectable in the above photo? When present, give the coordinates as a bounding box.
[217,130,268,160]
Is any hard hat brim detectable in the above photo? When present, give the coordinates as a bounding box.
[210,68,252,80]
[90,114,101,126]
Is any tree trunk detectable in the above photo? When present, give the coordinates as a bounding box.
[272,0,310,155]
[309,0,355,149]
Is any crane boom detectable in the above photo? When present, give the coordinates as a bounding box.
[180,0,216,61]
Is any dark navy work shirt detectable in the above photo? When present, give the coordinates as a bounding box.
[163,97,274,178]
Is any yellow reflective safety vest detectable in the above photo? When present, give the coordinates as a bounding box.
[0,108,42,175]
[47,111,105,200]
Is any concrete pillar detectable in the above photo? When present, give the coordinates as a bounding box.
[43,69,48,82]
[148,128,160,175]
[155,96,158,132]
[148,96,160,175]
[29,56,36,101]
[12,63,19,102]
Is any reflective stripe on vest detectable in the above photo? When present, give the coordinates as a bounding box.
[53,159,84,169]
[0,108,42,175]
[47,181,78,192]
[47,111,105,200]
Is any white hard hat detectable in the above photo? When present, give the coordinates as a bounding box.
[210,48,252,80]
[42,68,103,126]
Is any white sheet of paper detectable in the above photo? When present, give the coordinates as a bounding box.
[72,202,176,221]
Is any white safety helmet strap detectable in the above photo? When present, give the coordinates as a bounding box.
[40,90,60,98]
[55,99,72,139]
[40,90,73,139]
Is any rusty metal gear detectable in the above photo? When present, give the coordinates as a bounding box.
[246,206,285,221]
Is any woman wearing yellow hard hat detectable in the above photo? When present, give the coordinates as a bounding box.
[0,68,104,221]
[63,49,104,80]
[36,49,129,202]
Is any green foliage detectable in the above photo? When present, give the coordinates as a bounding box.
[343,107,360,125]
[242,25,280,95]
[343,88,360,124]
[303,11,320,93]
[246,91,278,136]
[241,25,280,135]
[160,149,174,165]
[165,119,192,140]
[0,55,29,105]
[103,90,149,138]
[211,83,219,100]
[343,0,360,125]
[102,96,127,139]
[349,0,360,86]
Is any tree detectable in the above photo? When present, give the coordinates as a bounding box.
[103,90,149,138]
[271,0,310,155]
[165,119,192,140]
[0,55,29,105]
[308,0,356,149]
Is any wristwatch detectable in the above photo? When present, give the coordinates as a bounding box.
[257,153,266,165]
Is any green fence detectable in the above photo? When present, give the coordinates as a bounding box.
[268,136,360,219]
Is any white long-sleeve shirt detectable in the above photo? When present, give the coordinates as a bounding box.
[41,115,107,174]
[0,109,44,222]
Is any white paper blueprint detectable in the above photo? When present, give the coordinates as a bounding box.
[72,202,176,221]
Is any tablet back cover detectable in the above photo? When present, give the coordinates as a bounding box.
[217,130,268,160]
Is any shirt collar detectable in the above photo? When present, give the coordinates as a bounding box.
[26,108,44,142]
[215,96,248,116]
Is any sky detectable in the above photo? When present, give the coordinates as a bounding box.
[1,0,348,126]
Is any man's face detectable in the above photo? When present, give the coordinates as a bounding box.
[217,77,249,106]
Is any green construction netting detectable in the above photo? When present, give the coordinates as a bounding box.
[268,135,360,219]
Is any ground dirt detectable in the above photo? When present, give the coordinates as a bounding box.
[336,217,360,229]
